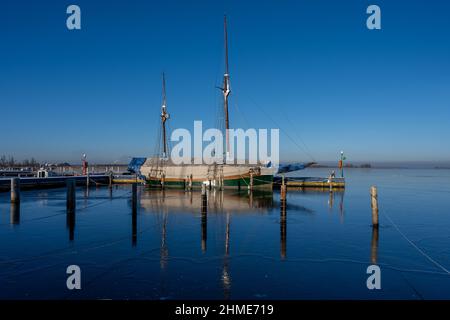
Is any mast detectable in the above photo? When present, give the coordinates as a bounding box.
[222,15,231,157]
[161,73,169,158]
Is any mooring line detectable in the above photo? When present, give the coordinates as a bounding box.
[381,209,450,275]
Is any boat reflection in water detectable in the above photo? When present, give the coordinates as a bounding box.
[136,187,345,298]
[139,189,274,215]
[138,188,275,298]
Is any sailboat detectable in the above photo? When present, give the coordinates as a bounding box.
[140,16,275,190]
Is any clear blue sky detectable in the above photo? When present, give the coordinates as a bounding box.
[1,0,449,164]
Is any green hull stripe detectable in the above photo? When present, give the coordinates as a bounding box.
[147,175,273,189]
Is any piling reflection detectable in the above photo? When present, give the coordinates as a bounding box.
[10,203,20,225]
[328,190,334,211]
[131,183,138,246]
[66,209,75,241]
[371,226,379,264]
[201,207,207,253]
[132,206,137,246]
[339,191,345,222]
[280,200,287,260]
[222,212,231,299]
[327,190,345,222]
[160,211,168,270]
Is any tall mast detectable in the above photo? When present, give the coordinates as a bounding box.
[223,15,231,157]
[161,73,169,158]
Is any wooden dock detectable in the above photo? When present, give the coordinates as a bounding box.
[273,176,345,189]
[0,175,109,192]
[112,175,145,184]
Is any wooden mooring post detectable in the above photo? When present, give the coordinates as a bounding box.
[249,171,254,191]
[11,178,20,203]
[280,175,287,203]
[201,184,207,212]
[109,172,113,188]
[370,186,379,227]
[280,176,287,259]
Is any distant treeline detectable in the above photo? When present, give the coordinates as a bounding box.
[312,163,372,169]
[0,155,40,168]
[345,163,372,168]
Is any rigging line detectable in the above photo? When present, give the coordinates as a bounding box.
[381,209,450,275]
[278,107,316,160]
[231,100,252,129]
[239,93,316,162]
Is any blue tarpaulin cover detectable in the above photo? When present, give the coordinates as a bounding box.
[277,162,316,174]
[128,157,147,174]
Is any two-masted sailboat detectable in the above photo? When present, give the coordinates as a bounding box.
[139,16,275,190]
